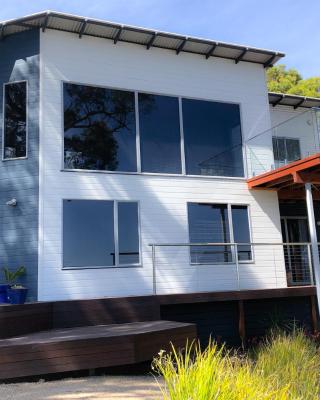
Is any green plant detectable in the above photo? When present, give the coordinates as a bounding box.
[3,266,26,288]
[152,340,289,400]
[153,330,320,399]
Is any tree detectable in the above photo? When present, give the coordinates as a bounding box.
[267,65,320,98]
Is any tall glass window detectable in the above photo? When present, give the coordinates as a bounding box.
[63,83,137,172]
[63,200,140,268]
[139,93,181,173]
[188,203,251,264]
[182,99,244,177]
[3,81,27,159]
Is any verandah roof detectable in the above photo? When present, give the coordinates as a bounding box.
[247,153,320,199]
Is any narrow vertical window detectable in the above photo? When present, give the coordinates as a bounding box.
[231,205,252,261]
[3,81,27,159]
[138,93,181,173]
[118,202,140,265]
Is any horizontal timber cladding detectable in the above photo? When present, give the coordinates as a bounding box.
[160,301,240,346]
[52,296,161,328]
[244,296,314,337]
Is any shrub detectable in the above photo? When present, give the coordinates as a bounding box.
[153,330,320,399]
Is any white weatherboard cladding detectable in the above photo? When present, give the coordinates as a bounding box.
[38,29,285,300]
[270,106,320,160]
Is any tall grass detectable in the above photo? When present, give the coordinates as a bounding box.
[152,330,320,399]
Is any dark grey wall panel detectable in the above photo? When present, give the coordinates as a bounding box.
[0,29,40,300]
[161,301,240,346]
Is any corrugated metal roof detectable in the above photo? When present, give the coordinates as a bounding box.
[268,92,320,109]
[0,10,285,66]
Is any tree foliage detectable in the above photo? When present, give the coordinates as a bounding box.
[267,65,320,98]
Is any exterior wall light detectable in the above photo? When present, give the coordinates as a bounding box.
[6,198,17,207]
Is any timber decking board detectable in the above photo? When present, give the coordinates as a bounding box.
[0,320,196,380]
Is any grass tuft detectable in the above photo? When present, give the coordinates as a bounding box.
[152,330,320,399]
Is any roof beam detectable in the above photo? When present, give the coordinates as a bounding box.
[205,43,217,59]
[272,95,284,107]
[294,98,305,109]
[42,12,50,32]
[146,32,157,50]
[176,38,187,54]
[78,19,88,38]
[235,48,248,64]
[113,26,123,44]
[264,54,277,68]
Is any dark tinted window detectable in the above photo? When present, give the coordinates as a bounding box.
[118,202,140,265]
[63,200,115,267]
[139,93,181,173]
[64,83,137,172]
[3,81,27,159]
[231,205,252,261]
[272,137,301,168]
[182,99,244,177]
[188,203,231,263]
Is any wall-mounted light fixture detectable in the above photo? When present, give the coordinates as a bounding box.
[6,198,17,207]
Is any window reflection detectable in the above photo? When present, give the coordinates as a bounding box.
[64,83,137,171]
[139,93,181,173]
[4,81,27,159]
[182,99,244,177]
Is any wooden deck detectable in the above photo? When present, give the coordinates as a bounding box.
[0,320,196,380]
[0,286,316,380]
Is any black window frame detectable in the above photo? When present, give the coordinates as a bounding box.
[187,202,253,265]
[62,81,245,179]
[62,199,141,269]
[2,80,28,160]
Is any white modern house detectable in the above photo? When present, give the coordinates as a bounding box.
[0,11,320,305]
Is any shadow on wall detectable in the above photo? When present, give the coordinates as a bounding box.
[0,29,40,301]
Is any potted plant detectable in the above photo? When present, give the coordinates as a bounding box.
[3,266,28,305]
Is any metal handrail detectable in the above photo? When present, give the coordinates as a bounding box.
[149,242,315,246]
[149,242,315,295]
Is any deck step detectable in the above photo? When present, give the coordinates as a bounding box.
[0,320,196,380]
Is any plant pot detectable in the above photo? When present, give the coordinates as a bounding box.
[0,284,9,303]
[7,287,28,305]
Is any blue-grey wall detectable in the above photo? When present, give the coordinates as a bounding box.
[0,29,40,300]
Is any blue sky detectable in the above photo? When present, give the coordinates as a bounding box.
[1,0,319,77]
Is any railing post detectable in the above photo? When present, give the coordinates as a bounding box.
[307,244,315,285]
[235,244,240,291]
[305,183,320,314]
[152,245,156,295]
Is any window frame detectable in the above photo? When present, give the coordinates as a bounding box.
[61,80,247,179]
[272,136,301,168]
[61,198,142,270]
[2,80,28,161]
[187,202,254,266]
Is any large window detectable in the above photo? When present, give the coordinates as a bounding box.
[182,99,244,177]
[64,83,137,172]
[139,93,181,173]
[3,81,27,159]
[63,200,140,268]
[272,137,301,168]
[188,203,251,264]
[63,83,245,177]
